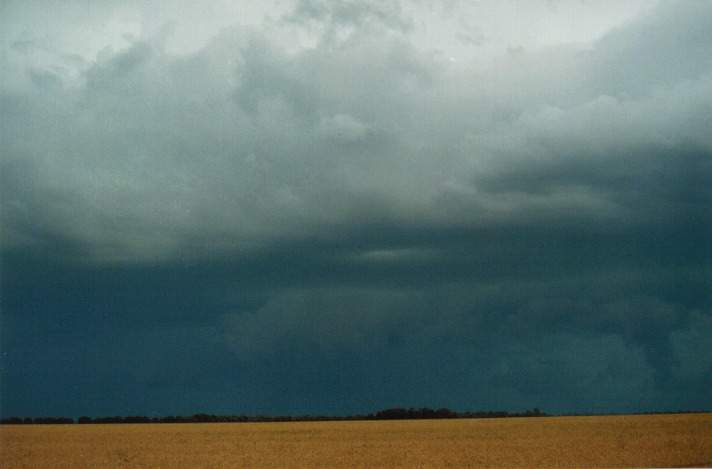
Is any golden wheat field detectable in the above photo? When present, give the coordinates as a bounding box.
[1,413,711,468]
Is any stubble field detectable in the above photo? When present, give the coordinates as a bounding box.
[2,413,711,468]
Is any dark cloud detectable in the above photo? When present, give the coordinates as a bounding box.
[1,0,711,416]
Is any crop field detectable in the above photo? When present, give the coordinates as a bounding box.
[2,413,711,468]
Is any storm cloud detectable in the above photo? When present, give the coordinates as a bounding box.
[1,0,710,417]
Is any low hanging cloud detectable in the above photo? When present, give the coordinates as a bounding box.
[1,0,711,416]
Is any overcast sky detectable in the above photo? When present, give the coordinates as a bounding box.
[1,0,711,417]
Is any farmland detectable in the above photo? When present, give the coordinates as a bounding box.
[2,413,711,468]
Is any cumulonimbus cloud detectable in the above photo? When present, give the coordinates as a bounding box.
[1,0,711,416]
[2,0,710,265]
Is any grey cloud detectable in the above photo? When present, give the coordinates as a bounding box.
[11,40,39,54]
[671,311,712,383]
[455,30,484,46]
[85,42,153,89]
[287,0,413,34]
[223,288,425,357]
[2,27,443,261]
[490,332,657,412]
[219,275,709,411]
[318,114,370,142]
[587,0,712,97]
[2,0,712,415]
[3,2,710,266]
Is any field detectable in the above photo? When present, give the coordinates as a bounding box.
[2,413,711,468]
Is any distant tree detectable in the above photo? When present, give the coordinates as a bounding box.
[0,417,23,424]
[435,408,456,419]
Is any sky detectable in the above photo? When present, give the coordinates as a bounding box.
[1,0,711,417]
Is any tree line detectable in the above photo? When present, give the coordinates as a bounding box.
[0,408,545,425]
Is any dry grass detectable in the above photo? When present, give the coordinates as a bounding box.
[1,413,711,468]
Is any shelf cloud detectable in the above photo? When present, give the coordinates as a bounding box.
[1,0,710,417]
